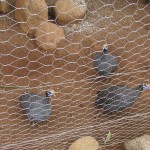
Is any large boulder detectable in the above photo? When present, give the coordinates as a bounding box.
[124,134,150,150]
[53,0,87,25]
[69,136,100,150]
[15,0,48,35]
[0,0,11,14]
[35,22,65,51]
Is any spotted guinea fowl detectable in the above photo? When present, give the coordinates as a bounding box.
[20,91,54,123]
[93,44,118,76]
[96,83,149,112]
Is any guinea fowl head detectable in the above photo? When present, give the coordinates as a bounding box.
[45,90,55,97]
[138,83,149,91]
[102,44,109,54]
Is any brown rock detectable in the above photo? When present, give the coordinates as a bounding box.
[35,22,65,51]
[124,134,150,150]
[69,136,100,150]
[15,0,48,35]
[54,0,87,25]
[0,0,11,14]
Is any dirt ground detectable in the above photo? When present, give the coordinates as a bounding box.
[0,0,150,149]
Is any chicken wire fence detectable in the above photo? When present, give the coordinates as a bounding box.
[0,0,150,149]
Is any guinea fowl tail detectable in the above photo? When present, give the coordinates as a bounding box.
[95,99,104,108]
[95,91,105,107]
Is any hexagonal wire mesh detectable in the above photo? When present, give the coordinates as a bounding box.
[0,0,150,149]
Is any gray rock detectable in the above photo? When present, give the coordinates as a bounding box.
[96,83,149,112]
[20,91,52,122]
[93,45,118,75]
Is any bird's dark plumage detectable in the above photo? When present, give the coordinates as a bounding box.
[93,45,118,75]
[96,83,149,112]
[19,91,52,123]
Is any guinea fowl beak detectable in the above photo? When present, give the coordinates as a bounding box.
[50,90,55,96]
[145,84,149,90]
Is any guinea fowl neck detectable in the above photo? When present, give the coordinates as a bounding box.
[103,48,109,54]
[135,84,145,91]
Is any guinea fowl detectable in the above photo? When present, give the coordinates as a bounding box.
[20,91,54,123]
[96,83,149,112]
[93,44,118,76]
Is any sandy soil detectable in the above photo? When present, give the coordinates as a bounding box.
[0,0,150,149]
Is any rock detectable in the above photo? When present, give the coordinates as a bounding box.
[15,0,48,35]
[0,0,11,14]
[35,21,65,51]
[69,136,99,150]
[124,134,150,150]
[54,0,87,25]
